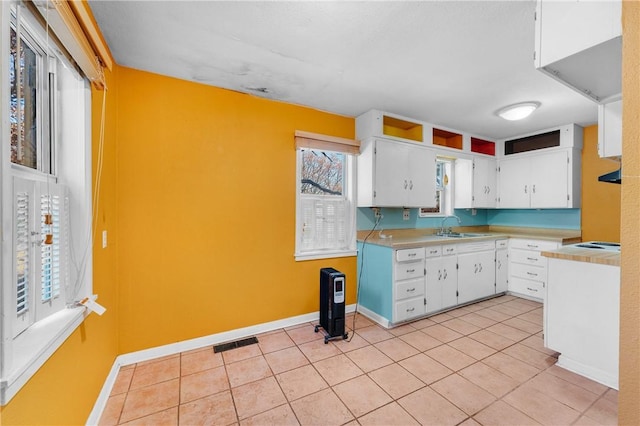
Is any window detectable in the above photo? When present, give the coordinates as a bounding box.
[419,158,453,217]
[294,131,358,261]
[2,2,93,404]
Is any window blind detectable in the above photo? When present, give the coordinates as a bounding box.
[294,130,360,155]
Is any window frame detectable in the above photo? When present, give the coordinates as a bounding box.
[419,157,454,217]
[294,131,358,261]
[0,0,94,405]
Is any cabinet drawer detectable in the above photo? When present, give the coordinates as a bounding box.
[396,277,425,301]
[509,238,559,251]
[442,244,457,256]
[496,239,508,249]
[510,248,548,267]
[395,260,425,281]
[396,248,425,262]
[395,297,426,322]
[510,262,545,283]
[509,277,544,300]
[425,246,442,257]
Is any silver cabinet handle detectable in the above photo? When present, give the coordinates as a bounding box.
[407,269,415,273]
[443,269,448,280]
[479,263,483,272]
[408,253,416,257]
[527,271,538,277]
[409,180,414,190]
[524,185,528,194]
[407,287,416,292]
[527,257,538,261]
[527,244,539,249]
[526,287,538,292]
[406,307,415,312]
[438,270,442,280]
[474,264,478,273]
[532,184,536,193]
[404,180,408,189]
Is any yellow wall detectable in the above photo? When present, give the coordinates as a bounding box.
[580,125,621,241]
[620,2,640,423]
[115,67,357,353]
[1,69,120,424]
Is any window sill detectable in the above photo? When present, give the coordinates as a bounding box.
[1,306,88,405]
[295,250,357,262]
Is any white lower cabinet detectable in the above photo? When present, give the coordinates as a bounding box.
[457,241,496,304]
[508,238,560,301]
[496,239,508,293]
[425,245,458,314]
[393,247,426,322]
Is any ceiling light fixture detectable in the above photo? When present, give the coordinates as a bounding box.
[496,102,540,121]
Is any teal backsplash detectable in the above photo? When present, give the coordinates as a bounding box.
[357,207,581,231]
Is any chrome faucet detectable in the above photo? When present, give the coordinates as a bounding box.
[438,215,461,235]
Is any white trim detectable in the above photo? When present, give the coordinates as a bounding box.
[86,304,356,425]
[294,250,357,262]
[556,354,619,390]
[0,306,88,404]
[354,304,390,328]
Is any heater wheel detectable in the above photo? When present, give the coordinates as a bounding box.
[314,325,320,333]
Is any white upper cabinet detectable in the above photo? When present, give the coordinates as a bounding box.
[454,157,497,209]
[534,0,622,103]
[497,125,582,209]
[598,99,622,159]
[498,150,579,209]
[358,138,437,208]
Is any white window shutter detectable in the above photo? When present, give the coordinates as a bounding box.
[13,178,35,337]
[36,182,67,320]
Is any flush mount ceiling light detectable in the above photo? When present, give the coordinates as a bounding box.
[496,102,541,121]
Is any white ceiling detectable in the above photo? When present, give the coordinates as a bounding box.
[88,0,598,140]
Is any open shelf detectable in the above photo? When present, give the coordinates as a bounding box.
[505,130,561,155]
[382,115,423,142]
[433,128,463,150]
[471,137,496,156]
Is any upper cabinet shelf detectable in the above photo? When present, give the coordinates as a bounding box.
[356,109,496,157]
[433,128,463,150]
[534,0,621,103]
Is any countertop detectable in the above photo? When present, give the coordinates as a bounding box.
[357,226,582,250]
[541,246,620,267]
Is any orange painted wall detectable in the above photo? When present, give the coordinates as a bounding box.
[1,69,120,424]
[115,67,357,353]
[580,125,621,242]
[619,1,640,423]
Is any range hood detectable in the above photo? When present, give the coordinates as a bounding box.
[598,168,621,184]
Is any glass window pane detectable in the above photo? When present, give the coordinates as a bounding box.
[300,150,344,196]
[10,27,38,170]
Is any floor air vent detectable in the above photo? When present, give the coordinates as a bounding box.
[213,336,259,353]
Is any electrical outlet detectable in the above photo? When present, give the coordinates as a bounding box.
[102,230,107,249]
[372,207,382,219]
[403,208,410,221]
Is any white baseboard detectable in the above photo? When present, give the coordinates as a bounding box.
[355,304,390,328]
[86,304,356,425]
[556,354,619,390]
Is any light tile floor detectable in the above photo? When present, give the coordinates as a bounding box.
[98,295,618,425]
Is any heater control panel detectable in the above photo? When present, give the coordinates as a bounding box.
[334,277,345,303]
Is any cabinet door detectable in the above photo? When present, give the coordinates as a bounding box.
[498,157,531,208]
[496,249,508,293]
[473,157,497,208]
[457,251,496,304]
[374,139,408,207]
[598,99,622,158]
[425,257,443,314]
[531,151,569,208]
[441,255,458,309]
[407,146,437,207]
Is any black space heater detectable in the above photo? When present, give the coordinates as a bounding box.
[315,267,348,343]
